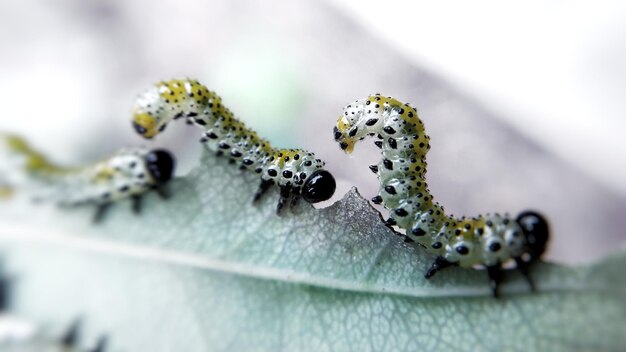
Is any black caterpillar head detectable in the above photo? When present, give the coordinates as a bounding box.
[145,149,175,184]
[302,170,336,203]
[516,210,549,260]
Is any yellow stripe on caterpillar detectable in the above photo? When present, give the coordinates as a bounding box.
[132,78,336,215]
[334,94,550,297]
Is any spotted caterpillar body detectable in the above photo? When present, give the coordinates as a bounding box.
[132,78,336,213]
[0,134,175,222]
[334,95,549,296]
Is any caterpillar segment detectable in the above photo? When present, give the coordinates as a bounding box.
[132,78,336,214]
[334,95,549,297]
[0,134,175,223]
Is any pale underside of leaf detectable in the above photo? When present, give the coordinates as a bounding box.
[0,151,624,351]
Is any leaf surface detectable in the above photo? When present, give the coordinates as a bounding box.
[0,151,624,351]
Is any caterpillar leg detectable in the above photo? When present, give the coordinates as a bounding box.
[486,264,503,298]
[384,217,397,228]
[92,203,112,224]
[290,187,301,210]
[276,186,291,215]
[90,335,108,352]
[154,185,170,199]
[61,318,81,347]
[131,195,142,214]
[253,179,274,204]
[0,271,9,311]
[93,336,108,352]
[424,256,455,279]
[514,257,536,292]
[402,235,415,243]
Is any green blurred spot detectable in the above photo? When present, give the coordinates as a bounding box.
[209,36,306,147]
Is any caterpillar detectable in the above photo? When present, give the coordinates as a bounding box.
[334,95,550,297]
[131,78,336,214]
[0,134,175,223]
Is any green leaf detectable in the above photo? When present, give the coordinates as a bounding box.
[0,151,624,351]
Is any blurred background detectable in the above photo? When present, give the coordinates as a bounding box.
[0,0,624,264]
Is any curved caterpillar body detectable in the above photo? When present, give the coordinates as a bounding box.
[0,134,175,222]
[132,78,336,213]
[334,95,549,296]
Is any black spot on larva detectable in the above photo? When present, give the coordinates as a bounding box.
[365,118,378,126]
[395,208,408,216]
[412,228,426,236]
[158,124,167,132]
[267,169,278,177]
[503,218,510,225]
[489,242,501,252]
[374,141,383,149]
[187,111,198,117]
[294,154,300,160]
[119,185,130,193]
[371,195,382,204]
[456,246,469,255]
[282,170,293,178]
[366,100,371,105]
[383,159,393,170]
[486,221,493,227]
[129,161,137,168]
[230,150,242,158]
[384,185,396,195]
[383,126,396,134]
[340,142,349,150]
[194,119,206,126]
[432,242,442,249]
[333,127,342,140]
[242,159,254,166]
[419,142,425,148]
[101,192,111,199]
[255,168,262,173]
[218,142,230,149]
[304,160,312,167]
[408,112,414,117]
[348,127,358,137]
[477,228,484,235]
[464,224,471,230]
[388,138,397,149]
[455,229,462,236]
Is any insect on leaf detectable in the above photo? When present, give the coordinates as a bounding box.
[0,150,624,351]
